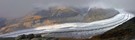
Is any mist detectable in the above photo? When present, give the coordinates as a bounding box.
[0,0,135,19]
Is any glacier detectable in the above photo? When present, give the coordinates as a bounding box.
[0,9,134,39]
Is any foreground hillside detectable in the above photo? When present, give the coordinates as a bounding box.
[90,17,135,40]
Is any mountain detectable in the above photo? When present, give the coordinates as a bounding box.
[0,18,6,27]
[35,6,79,18]
[0,6,120,35]
[0,6,81,34]
[84,8,119,22]
[34,6,82,23]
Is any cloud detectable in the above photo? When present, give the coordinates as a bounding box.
[0,0,98,18]
[0,0,135,18]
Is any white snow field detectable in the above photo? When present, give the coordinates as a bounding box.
[0,9,134,39]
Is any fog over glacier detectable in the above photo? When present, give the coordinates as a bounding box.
[0,0,135,18]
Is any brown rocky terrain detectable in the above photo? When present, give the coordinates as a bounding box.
[0,6,81,34]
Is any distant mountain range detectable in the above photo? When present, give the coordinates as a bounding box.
[0,18,6,28]
[0,6,119,34]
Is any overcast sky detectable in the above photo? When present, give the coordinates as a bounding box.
[0,0,135,18]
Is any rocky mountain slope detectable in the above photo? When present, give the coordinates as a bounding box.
[0,6,119,35]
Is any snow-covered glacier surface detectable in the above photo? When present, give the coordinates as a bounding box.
[0,9,134,39]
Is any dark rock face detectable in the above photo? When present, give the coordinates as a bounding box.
[35,6,80,19]
[49,6,79,18]
[34,10,51,17]
[84,8,119,22]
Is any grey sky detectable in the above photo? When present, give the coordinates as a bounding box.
[0,0,135,18]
